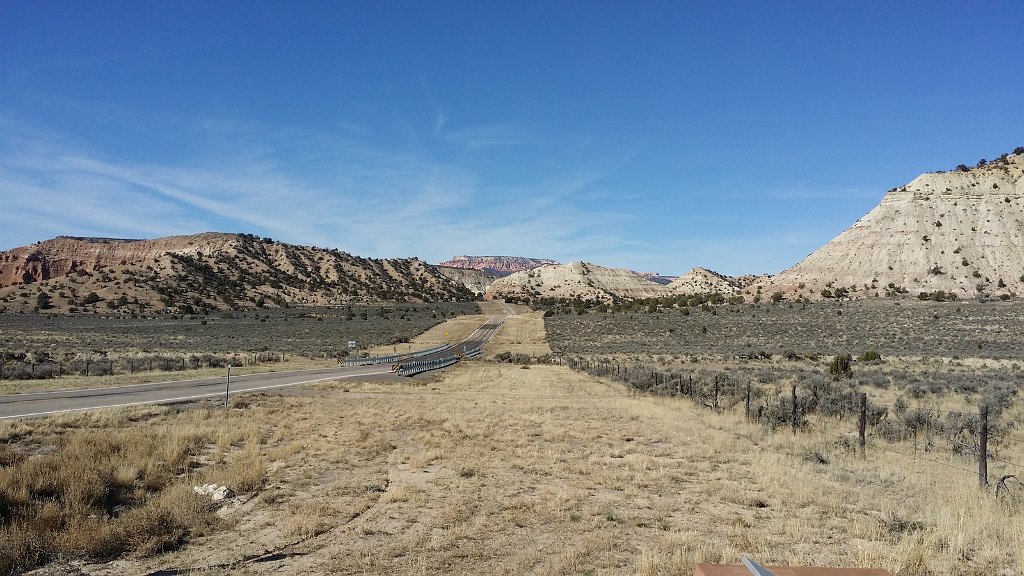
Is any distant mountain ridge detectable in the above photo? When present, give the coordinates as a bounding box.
[0,233,478,313]
[439,255,559,276]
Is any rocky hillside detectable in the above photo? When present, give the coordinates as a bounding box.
[0,233,478,314]
[763,148,1024,300]
[439,255,559,276]
[667,267,741,294]
[485,261,672,303]
[436,266,498,296]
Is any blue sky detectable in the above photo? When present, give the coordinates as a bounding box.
[1,1,1021,275]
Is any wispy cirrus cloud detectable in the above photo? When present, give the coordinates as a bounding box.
[0,112,639,266]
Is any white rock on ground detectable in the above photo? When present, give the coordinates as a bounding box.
[193,484,236,502]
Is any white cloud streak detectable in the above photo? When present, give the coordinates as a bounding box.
[0,114,638,266]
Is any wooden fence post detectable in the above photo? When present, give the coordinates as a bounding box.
[979,405,989,489]
[858,393,867,457]
[745,384,751,421]
[791,385,798,434]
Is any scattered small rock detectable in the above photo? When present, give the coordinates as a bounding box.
[193,483,236,501]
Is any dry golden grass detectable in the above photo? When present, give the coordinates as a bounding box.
[364,301,527,356]
[362,305,506,357]
[486,309,553,358]
[6,303,1023,575]
[0,404,268,574]
[17,361,1012,575]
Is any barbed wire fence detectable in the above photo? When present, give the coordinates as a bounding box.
[550,355,1024,497]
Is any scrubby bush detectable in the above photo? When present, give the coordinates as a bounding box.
[493,351,532,364]
[828,354,853,380]
[857,350,882,362]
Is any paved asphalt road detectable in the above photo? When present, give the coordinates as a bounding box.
[0,314,507,420]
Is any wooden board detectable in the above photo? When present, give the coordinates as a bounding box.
[695,564,892,576]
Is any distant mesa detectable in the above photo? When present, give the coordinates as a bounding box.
[634,272,678,285]
[0,233,480,314]
[758,147,1024,301]
[438,255,560,276]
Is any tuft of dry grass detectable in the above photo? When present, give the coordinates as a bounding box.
[0,405,267,574]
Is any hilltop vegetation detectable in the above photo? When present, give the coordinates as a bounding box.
[762,148,1024,300]
[0,234,479,315]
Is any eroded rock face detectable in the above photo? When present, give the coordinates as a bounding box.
[0,234,235,286]
[0,233,478,312]
[667,267,740,294]
[439,255,560,276]
[436,266,498,295]
[762,152,1024,300]
[485,261,672,303]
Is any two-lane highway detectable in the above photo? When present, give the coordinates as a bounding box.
[0,315,506,420]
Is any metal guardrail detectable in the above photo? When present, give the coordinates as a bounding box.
[344,353,399,367]
[407,343,453,359]
[396,355,459,376]
[344,343,453,367]
[461,343,485,358]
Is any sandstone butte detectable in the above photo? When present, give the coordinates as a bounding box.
[760,151,1024,300]
[485,261,670,303]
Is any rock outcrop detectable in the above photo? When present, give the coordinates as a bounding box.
[762,150,1024,300]
[0,233,478,313]
[667,267,741,294]
[485,261,672,303]
[436,266,498,296]
[439,255,559,276]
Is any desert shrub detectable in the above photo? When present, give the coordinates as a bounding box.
[545,300,1024,360]
[828,354,853,380]
[0,427,219,573]
[857,350,882,362]
[493,352,531,364]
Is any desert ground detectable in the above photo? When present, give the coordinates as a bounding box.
[2,303,1021,576]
